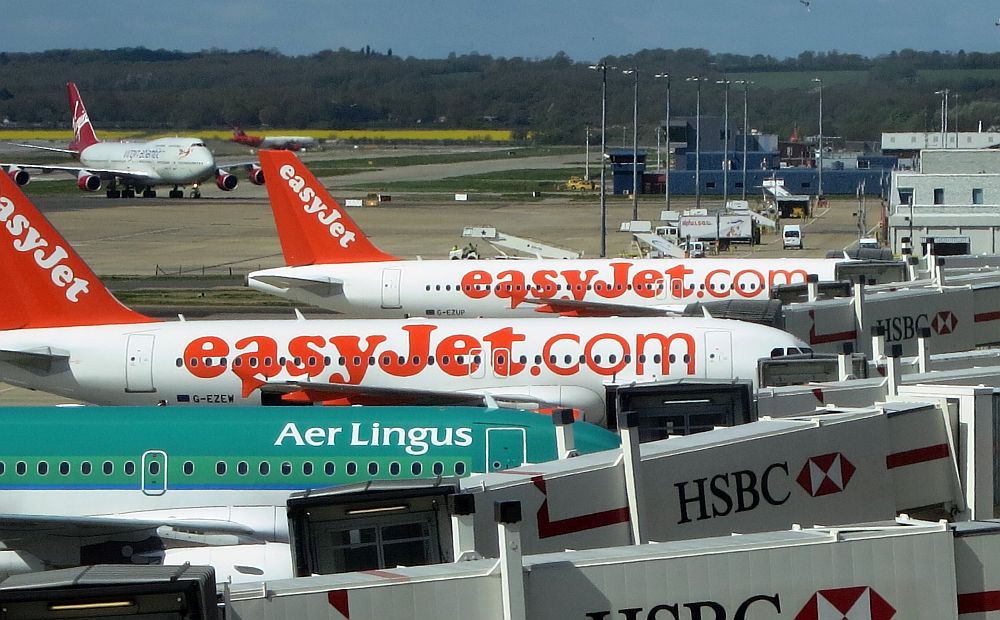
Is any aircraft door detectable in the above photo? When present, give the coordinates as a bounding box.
[704,330,733,379]
[125,334,156,393]
[381,269,402,309]
[486,428,527,472]
[469,348,485,378]
[141,450,167,496]
[491,348,511,378]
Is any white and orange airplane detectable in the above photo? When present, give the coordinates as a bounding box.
[1,82,263,199]
[247,150,849,318]
[0,171,808,424]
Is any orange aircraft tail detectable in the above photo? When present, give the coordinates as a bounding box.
[67,82,99,153]
[0,172,157,330]
[258,150,399,266]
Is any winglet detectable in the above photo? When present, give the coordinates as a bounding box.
[0,172,157,329]
[66,82,99,153]
[258,150,399,266]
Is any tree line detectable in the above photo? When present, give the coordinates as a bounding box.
[0,47,998,144]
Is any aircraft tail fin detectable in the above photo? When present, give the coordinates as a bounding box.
[258,150,399,266]
[67,82,99,153]
[0,173,157,330]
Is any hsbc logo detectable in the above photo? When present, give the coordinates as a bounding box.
[795,586,896,620]
[675,453,857,524]
[931,310,957,335]
[796,453,856,497]
[874,310,958,342]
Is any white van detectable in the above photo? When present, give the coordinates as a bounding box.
[782,224,803,249]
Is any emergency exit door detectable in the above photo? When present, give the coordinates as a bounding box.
[704,330,733,379]
[125,334,156,393]
[486,428,526,471]
[381,269,402,309]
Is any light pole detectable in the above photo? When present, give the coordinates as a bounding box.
[811,77,824,200]
[623,68,639,220]
[734,79,753,200]
[584,125,590,180]
[654,72,671,211]
[717,78,731,208]
[589,62,612,258]
[935,88,950,147]
[687,76,707,209]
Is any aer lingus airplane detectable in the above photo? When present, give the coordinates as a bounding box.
[247,150,849,318]
[0,170,807,422]
[0,405,618,583]
[0,82,263,199]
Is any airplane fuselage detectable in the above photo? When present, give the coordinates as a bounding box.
[249,257,841,317]
[79,138,216,185]
[0,316,806,424]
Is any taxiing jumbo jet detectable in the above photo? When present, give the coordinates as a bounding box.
[232,125,318,151]
[248,150,849,318]
[0,405,618,582]
[0,171,807,422]
[1,82,264,199]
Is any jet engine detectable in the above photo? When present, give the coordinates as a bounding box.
[248,164,265,185]
[76,171,101,191]
[6,166,30,186]
[215,169,238,191]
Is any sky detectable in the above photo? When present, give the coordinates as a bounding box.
[2,1,998,61]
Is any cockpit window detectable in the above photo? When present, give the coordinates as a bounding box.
[192,142,205,147]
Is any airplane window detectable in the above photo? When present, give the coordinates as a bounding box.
[234,358,243,367]
[549,355,556,363]
[205,359,213,367]
[183,461,194,475]
[446,285,451,291]
[627,284,633,290]
[292,357,301,365]
[683,354,690,363]
[347,462,358,475]
[770,347,784,357]
[324,462,335,476]
[398,355,406,365]
[278,357,286,366]
[259,462,270,475]
[0,462,4,475]
[382,355,392,365]
[303,462,314,475]
[175,358,182,367]
[190,358,198,367]
[149,462,160,476]
[496,355,504,364]
[237,461,248,476]
[669,354,676,363]
[425,285,431,291]
[124,461,135,476]
[624,355,632,363]
[476,354,484,364]
[801,347,814,354]
[411,462,422,475]
[654,354,662,363]
[436,285,441,291]
[249,358,258,368]
[216,462,227,476]
[564,355,573,364]
[368,462,379,475]
[193,142,205,147]
[390,462,400,476]
[37,461,48,476]
[220,358,228,367]
[519,355,527,364]
[457,355,465,364]
[535,355,542,364]
[442,355,450,365]
[59,461,70,475]
[427,356,435,366]
[639,354,647,363]
[82,462,92,475]
[264,357,273,366]
[609,354,617,363]
[308,356,316,365]
[16,461,26,476]
[368,357,375,366]
[326,356,334,365]
[412,356,420,364]
[593,355,601,363]
[103,461,113,475]
[281,462,292,475]
[455,462,467,475]
[433,462,444,476]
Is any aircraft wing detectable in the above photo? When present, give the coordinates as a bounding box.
[249,274,344,296]
[0,162,155,180]
[0,513,259,539]
[4,142,78,154]
[263,380,554,409]
[525,297,683,317]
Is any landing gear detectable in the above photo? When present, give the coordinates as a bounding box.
[142,188,156,198]
[106,189,121,199]
[190,183,202,199]
[121,188,135,199]
[168,186,183,199]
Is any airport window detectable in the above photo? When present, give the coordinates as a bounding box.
[82,462,92,475]
[735,182,743,189]
[801,182,811,189]
[149,462,160,476]
[216,462,227,476]
[347,462,358,476]
[324,462,335,476]
[16,461,26,476]
[433,462,444,476]
[706,182,716,189]
[455,462,467,475]
[124,461,135,476]
[103,461,113,475]
[183,461,194,475]
[973,188,985,205]
[411,462,422,475]
[390,462,400,476]
[237,461,248,476]
[259,461,270,475]
[303,462,314,476]
[368,462,379,475]
[281,461,292,476]
[37,461,48,476]
[933,188,945,205]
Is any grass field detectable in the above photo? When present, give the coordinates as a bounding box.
[0,128,516,142]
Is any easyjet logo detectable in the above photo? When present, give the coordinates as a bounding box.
[182,325,698,398]
[0,196,89,302]
[278,163,357,248]
[460,263,810,308]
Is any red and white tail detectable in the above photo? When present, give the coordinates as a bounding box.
[0,172,156,330]
[258,150,398,266]
[67,82,99,153]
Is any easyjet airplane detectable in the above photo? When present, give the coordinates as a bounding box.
[0,405,618,582]
[0,82,263,199]
[248,150,849,318]
[0,171,808,423]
